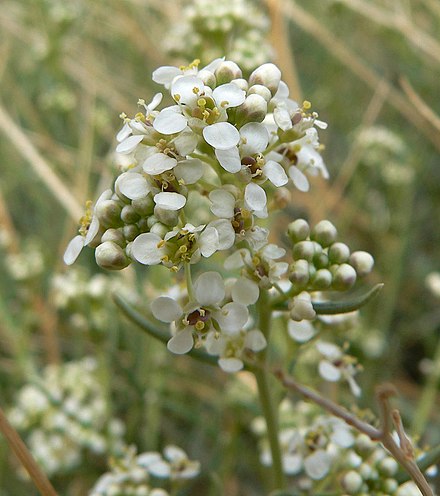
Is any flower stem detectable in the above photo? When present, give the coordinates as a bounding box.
[185,262,195,301]
[254,290,285,491]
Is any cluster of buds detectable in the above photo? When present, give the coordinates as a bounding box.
[340,433,436,495]
[9,358,125,476]
[90,445,200,496]
[165,0,273,73]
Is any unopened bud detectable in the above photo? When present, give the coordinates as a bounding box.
[122,224,139,242]
[349,251,374,277]
[332,263,357,290]
[154,206,179,226]
[121,205,140,224]
[197,69,216,89]
[101,228,125,247]
[293,241,315,261]
[95,200,123,228]
[288,219,310,243]
[355,434,375,454]
[236,94,267,124]
[313,269,332,289]
[290,291,316,321]
[231,78,248,92]
[150,222,168,238]
[248,84,272,102]
[342,470,363,494]
[215,61,242,84]
[379,458,398,477]
[249,63,281,95]
[313,252,329,269]
[289,259,309,287]
[273,187,291,209]
[95,241,129,270]
[328,242,350,263]
[311,220,338,247]
[383,478,398,493]
[132,196,154,216]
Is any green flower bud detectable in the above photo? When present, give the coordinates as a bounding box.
[147,215,159,229]
[101,228,125,248]
[288,219,310,243]
[328,242,350,263]
[313,252,329,269]
[197,69,216,89]
[154,206,179,226]
[150,222,168,238]
[311,220,338,247]
[95,200,123,228]
[230,78,248,92]
[249,63,281,95]
[122,224,140,242]
[289,259,309,287]
[95,241,129,270]
[355,434,375,454]
[247,84,272,102]
[349,251,374,277]
[383,478,398,493]
[379,457,398,477]
[359,463,373,480]
[137,217,149,233]
[313,268,332,289]
[292,241,315,261]
[235,94,267,124]
[332,263,357,290]
[215,61,242,84]
[120,205,140,224]
[131,197,154,216]
[342,470,363,494]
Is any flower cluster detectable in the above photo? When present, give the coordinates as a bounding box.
[4,240,45,281]
[9,358,125,476]
[164,0,273,73]
[90,445,200,496]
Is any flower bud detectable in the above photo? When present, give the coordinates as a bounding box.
[328,242,350,263]
[248,84,272,102]
[288,219,310,243]
[292,241,315,261]
[313,269,332,289]
[289,259,309,287]
[131,197,154,216]
[120,205,140,224]
[249,63,281,95]
[359,463,373,480]
[235,94,267,124]
[349,251,374,277]
[273,187,291,209]
[150,222,168,238]
[311,220,338,247]
[231,78,248,92]
[197,69,216,89]
[101,228,125,248]
[95,200,123,228]
[290,291,316,321]
[95,241,130,270]
[379,457,398,476]
[154,206,179,226]
[355,434,375,454]
[332,263,357,290]
[342,470,363,494]
[122,224,140,242]
[215,61,242,84]
[313,252,329,269]
[383,478,398,493]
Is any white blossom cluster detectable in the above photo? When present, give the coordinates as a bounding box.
[165,0,273,73]
[4,240,45,281]
[9,358,125,476]
[90,445,200,496]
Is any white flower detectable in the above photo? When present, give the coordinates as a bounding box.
[288,319,316,343]
[289,291,316,321]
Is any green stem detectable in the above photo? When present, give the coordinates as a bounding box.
[412,336,440,437]
[254,290,285,491]
[185,262,195,301]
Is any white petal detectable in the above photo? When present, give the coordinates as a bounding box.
[304,450,331,480]
[244,182,267,211]
[316,341,341,359]
[171,76,204,106]
[164,445,186,462]
[173,129,199,156]
[273,80,289,100]
[273,106,292,131]
[116,122,131,142]
[202,57,224,73]
[151,296,183,322]
[216,302,249,333]
[154,192,186,210]
[289,166,310,192]
[263,160,288,187]
[245,329,267,352]
[167,328,194,354]
[207,219,235,250]
[148,459,171,478]
[153,109,187,135]
[137,452,162,468]
[232,277,259,305]
[288,320,315,343]
[199,227,219,258]
[148,92,163,111]
[131,233,164,265]
[209,189,236,218]
[212,83,246,109]
[240,122,269,155]
[115,134,144,154]
[261,244,285,259]
[84,216,100,246]
[331,425,354,448]
[152,66,181,86]
[224,249,250,270]
[215,147,241,173]
[194,271,225,306]
[143,153,177,175]
[63,235,84,265]
[319,360,341,382]
[116,172,150,199]
[203,122,240,150]
[218,358,243,373]
[174,159,204,184]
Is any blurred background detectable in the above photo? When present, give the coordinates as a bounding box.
[0,0,440,494]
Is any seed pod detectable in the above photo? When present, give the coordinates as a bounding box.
[95,241,130,270]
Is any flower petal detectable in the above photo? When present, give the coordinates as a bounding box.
[209,189,236,218]
[304,450,331,480]
[245,329,267,352]
[151,296,183,322]
[194,271,225,306]
[174,159,204,184]
[288,320,315,343]
[171,76,205,106]
[262,160,288,186]
[212,83,246,109]
[153,109,188,135]
[115,134,144,154]
[215,147,241,173]
[244,182,267,211]
[154,192,186,210]
[218,358,244,373]
[289,166,310,192]
[216,302,249,333]
[240,122,269,155]
[167,328,194,354]
[319,360,341,382]
[203,122,240,150]
[143,153,177,175]
[63,235,84,265]
[207,219,235,250]
[131,233,164,265]
[116,172,150,199]
[199,227,219,258]
[152,66,182,87]
[232,277,259,305]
